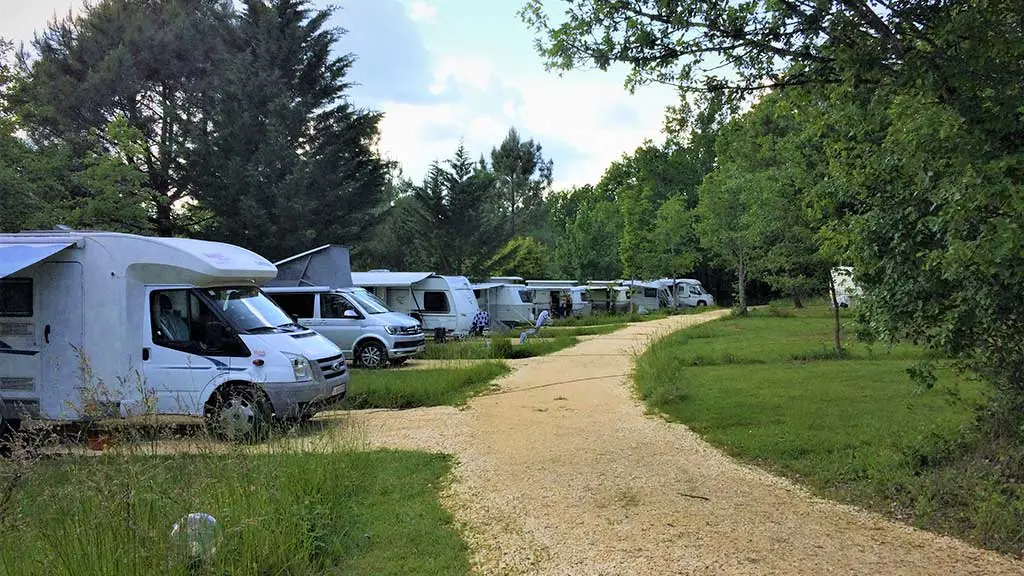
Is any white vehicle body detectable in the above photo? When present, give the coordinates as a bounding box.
[352,271,480,337]
[659,278,715,307]
[0,231,348,426]
[525,280,588,317]
[830,266,861,308]
[472,282,535,329]
[621,280,673,312]
[585,282,631,314]
[265,286,425,368]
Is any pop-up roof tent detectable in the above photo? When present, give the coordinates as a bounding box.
[265,244,353,288]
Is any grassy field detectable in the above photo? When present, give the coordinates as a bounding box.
[421,334,579,361]
[343,361,509,409]
[633,303,1024,554]
[0,449,468,575]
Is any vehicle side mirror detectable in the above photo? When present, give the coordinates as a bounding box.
[343,309,359,319]
[205,321,227,349]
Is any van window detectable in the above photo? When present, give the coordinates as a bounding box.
[150,290,246,356]
[422,291,449,313]
[643,288,658,298]
[518,290,533,304]
[0,279,32,317]
[321,294,359,319]
[268,293,314,319]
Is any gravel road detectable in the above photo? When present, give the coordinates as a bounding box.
[351,310,1024,575]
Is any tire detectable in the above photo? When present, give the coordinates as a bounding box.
[356,340,388,369]
[207,387,272,443]
[696,301,708,307]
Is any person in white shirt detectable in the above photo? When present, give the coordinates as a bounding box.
[519,309,550,344]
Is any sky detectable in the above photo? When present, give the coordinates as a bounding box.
[0,0,680,189]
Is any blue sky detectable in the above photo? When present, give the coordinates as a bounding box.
[2,0,680,188]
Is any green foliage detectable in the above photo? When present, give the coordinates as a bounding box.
[490,127,553,239]
[342,362,509,409]
[486,235,551,280]
[0,450,469,575]
[550,185,623,280]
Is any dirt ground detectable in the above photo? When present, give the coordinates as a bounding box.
[349,310,1024,576]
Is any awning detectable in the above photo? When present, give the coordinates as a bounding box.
[470,282,505,291]
[0,242,75,279]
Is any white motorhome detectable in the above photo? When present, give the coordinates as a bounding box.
[585,281,631,314]
[830,266,861,307]
[352,271,480,337]
[659,278,714,307]
[471,282,535,330]
[525,280,588,318]
[0,230,348,440]
[621,280,673,313]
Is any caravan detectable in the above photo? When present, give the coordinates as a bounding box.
[0,230,348,440]
[352,271,480,337]
[622,280,673,313]
[585,281,631,314]
[471,281,535,330]
[525,280,588,318]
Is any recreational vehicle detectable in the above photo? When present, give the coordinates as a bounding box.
[525,280,588,318]
[830,266,861,307]
[471,282,535,329]
[265,286,425,368]
[0,230,348,441]
[265,245,425,367]
[351,271,480,337]
[622,280,673,313]
[658,278,714,307]
[585,282,631,314]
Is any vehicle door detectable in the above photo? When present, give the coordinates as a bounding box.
[318,293,365,357]
[143,288,242,416]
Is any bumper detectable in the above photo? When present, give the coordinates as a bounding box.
[389,336,426,358]
[262,372,349,419]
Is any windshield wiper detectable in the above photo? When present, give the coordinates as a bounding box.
[245,326,281,334]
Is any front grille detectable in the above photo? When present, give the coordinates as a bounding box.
[396,325,422,336]
[317,353,347,380]
[394,338,425,350]
[0,377,33,391]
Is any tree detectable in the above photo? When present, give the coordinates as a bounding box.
[551,185,622,280]
[18,0,233,236]
[191,0,388,260]
[490,127,553,239]
[486,236,551,280]
[652,195,698,285]
[697,166,762,315]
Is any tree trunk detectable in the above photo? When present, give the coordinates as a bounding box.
[793,291,804,308]
[736,259,748,316]
[828,271,843,358]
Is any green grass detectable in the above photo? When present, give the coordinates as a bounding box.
[539,324,622,337]
[421,334,580,361]
[633,303,1024,554]
[0,450,468,575]
[343,362,510,409]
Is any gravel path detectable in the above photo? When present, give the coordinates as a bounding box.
[351,310,1024,575]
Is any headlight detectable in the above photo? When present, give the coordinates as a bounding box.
[384,325,399,335]
[283,352,312,381]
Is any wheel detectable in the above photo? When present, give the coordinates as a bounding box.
[356,340,388,369]
[207,387,272,443]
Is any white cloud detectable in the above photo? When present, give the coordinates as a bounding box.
[375,57,677,189]
[0,0,85,48]
[406,0,438,24]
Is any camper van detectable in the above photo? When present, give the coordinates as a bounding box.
[265,286,425,368]
[351,271,480,337]
[622,280,673,313]
[0,230,348,440]
[525,280,588,318]
[472,282,535,329]
[659,278,714,307]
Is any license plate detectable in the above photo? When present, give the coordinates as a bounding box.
[332,384,345,396]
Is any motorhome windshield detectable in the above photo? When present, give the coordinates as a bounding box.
[348,288,390,314]
[202,286,295,333]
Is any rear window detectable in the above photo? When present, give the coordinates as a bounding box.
[0,279,32,317]
[422,291,449,313]
[267,292,315,319]
[518,290,533,303]
[643,288,658,298]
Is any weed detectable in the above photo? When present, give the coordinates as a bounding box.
[343,362,510,409]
